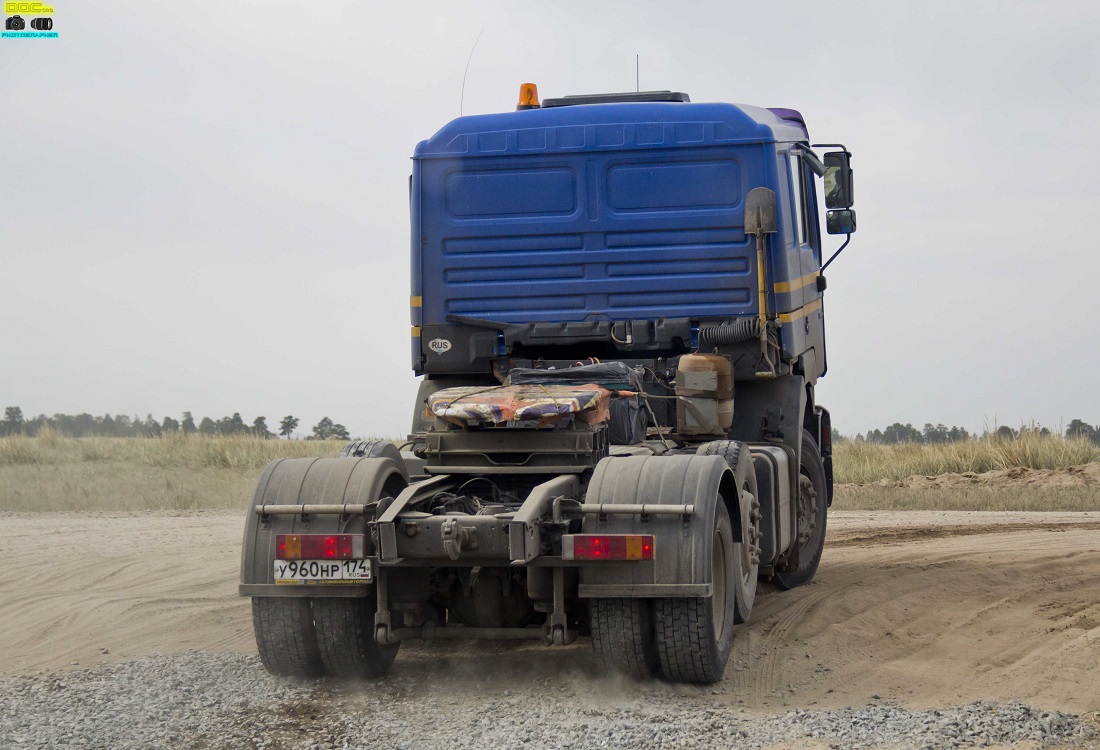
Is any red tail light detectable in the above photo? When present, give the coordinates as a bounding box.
[275,534,366,560]
[562,534,654,561]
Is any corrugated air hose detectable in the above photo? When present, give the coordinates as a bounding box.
[698,319,762,345]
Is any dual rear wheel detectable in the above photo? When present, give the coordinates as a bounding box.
[591,434,827,684]
[248,448,408,680]
[252,594,398,679]
[591,442,760,684]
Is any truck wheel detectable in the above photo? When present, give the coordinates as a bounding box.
[773,430,828,590]
[696,440,761,623]
[252,598,325,678]
[339,440,401,460]
[312,596,398,679]
[242,457,410,680]
[654,500,737,684]
[590,599,658,679]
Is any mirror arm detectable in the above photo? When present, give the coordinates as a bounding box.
[821,234,851,272]
[794,145,826,177]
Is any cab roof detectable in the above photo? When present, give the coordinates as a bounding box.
[413,100,810,159]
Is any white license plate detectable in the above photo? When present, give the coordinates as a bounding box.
[273,559,372,584]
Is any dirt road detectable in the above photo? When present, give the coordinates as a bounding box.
[1,509,1098,716]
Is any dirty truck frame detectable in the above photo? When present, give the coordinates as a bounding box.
[241,86,857,684]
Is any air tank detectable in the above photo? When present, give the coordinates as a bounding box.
[675,353,734,437]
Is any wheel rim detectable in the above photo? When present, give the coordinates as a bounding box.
[712,526,727,633]
[741,480,762,583]
[796,473,819,545]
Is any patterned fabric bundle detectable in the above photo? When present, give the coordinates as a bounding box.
[427,384,619,428]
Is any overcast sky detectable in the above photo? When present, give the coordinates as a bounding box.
[2,0,1098,438]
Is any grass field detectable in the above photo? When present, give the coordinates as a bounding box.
[1,430,1097,512]
[833,432,1100,483]
[0,431,345,512]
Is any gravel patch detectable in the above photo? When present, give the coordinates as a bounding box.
[0,653,280,749]
[0,653,1094,749]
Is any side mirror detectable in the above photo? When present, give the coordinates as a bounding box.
[826,209,857,235]
[823,151,854,209]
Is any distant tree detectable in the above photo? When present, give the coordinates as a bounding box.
[1066,419,1096,443]
[112,411,132,435]
[217,412,248,436]
[331,423,350,441]
[1,406,24,436]
[923,423,948,444]
[181,412,196,435]
[882,422,922,444]
[162,416,180,433]
[72,413,95,437]
[198,417,218,436]
[52,413,72,435]
[995,425,1017,441]
[252,416,273,439]
[24,414,49,436]
[115,414,134,437]
[99,414,116,436]
[312,417,335,440]
[279,415,299,439]
[948,426,970,443]
[142,414,162,438]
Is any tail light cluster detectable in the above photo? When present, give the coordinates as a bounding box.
[562,534,654,561]
[276,534,366,560]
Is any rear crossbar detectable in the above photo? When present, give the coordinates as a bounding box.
[577,503,693,516]
[255,504,369,516]
[254,502,695,517]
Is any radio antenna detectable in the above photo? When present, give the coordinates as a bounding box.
[636,54,640,91]
[460,28,485,116]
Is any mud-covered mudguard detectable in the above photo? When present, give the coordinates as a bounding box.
[239,457,408,598]
[577,454,732,599]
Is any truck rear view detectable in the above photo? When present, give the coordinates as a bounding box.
[241,85,857,683]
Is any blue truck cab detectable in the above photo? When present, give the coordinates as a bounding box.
[410,88,855,461]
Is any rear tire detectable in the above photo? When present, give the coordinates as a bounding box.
[339,440,401,461]
[654,501,737,684]
[697,440,760,623]
[312,596,399,679]
[252,598,325,678]
[773,430,828,590]
[591,598,658,679]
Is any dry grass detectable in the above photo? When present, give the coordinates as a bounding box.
[1,431,1097,512]
[832,433,1100,484]
[830,434,1100,511]
[0,431,346,512]
[832,484,1100,512]
[0,429,344,470]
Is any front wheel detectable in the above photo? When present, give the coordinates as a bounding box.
[773,430,828,590]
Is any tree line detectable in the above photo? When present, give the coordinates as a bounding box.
[0,407,351,441]
[840,420,1100,446]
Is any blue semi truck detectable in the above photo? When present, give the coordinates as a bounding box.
[241,86,856,684]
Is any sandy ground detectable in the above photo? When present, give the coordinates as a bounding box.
[1,509,1099,718]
